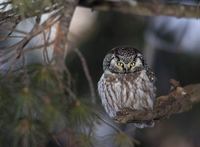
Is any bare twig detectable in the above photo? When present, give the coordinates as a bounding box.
[42,29,51,64]
[65,66,73,88]
[0,10,62,73]
[0,27,28,35]
[74,48,96,104]
[114,79,200,124]
[24,41,55,52]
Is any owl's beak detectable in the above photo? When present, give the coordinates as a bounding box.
[124,65,129,72]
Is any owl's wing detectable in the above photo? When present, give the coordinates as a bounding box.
[145,66,156,83]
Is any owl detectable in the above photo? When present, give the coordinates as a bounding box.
[98,47,156,128]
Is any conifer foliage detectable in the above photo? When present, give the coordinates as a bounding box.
[0,0,103,146]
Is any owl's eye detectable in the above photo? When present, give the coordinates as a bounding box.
[117,61,124,67]
[129,62,135,68]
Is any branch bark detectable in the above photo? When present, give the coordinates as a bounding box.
[53,0,79,71]
[114,79,200,124]
[80,0,200,18]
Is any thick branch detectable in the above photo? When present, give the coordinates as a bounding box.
[53,0,79,71]
[114,79,200,124]
[80,0,200,18]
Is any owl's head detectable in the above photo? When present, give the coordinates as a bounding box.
[103,47,145,73]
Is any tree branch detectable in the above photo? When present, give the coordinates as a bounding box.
[74,49,96,103]
[80,0,200,18]
[53,0,79,72]
[114,79,200,124]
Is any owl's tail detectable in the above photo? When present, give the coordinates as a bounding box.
[134,121,155,128]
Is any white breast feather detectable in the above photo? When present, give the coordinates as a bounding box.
[98,70,156,118]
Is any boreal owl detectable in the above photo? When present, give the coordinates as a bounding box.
[97,47,156,128]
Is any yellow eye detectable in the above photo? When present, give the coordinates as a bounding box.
[129,62,135,68]
[117,61,124,67]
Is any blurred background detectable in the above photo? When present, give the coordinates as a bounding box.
[66,6,200,147]
[1,1,200,146]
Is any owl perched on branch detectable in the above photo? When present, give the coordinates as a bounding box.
[98,47,156,128]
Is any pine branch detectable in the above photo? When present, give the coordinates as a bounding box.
[80,0,200,18]
[114,79,200,124]
[53,0,79,72]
